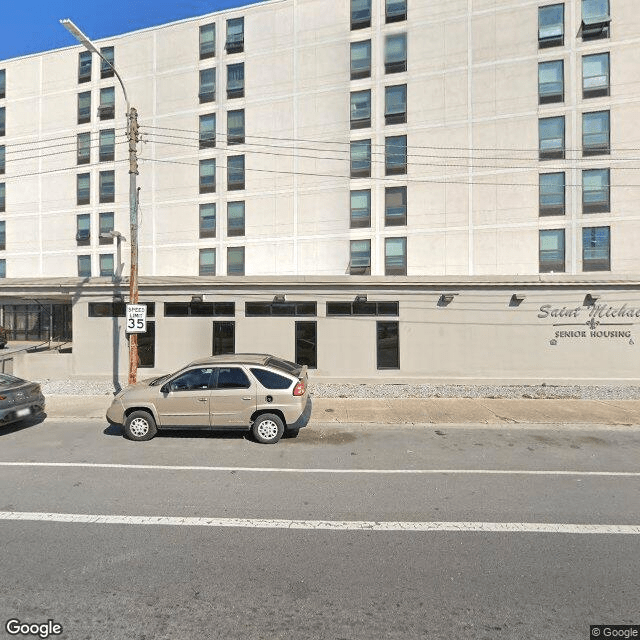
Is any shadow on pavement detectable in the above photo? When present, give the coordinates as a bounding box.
[0,413,47,437]
[102,423,251,442]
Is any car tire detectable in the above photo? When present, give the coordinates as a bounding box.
[283,428,300,439]
[252,413,284,444]
[124,410,157,441]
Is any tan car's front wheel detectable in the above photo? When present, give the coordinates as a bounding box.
[124,410,157,441]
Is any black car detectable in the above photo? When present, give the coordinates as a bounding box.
[0,374,46,427]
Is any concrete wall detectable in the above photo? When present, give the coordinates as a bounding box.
[60,279,640,384]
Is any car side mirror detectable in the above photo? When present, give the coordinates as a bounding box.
[160,383,170,394]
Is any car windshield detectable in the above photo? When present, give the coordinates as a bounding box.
[149,373,173,386]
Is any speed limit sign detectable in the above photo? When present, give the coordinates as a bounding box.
[126,304,147,333]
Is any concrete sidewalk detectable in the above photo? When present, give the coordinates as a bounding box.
[43,395,640,426]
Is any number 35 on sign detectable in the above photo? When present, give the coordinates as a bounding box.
[126,304,147,333]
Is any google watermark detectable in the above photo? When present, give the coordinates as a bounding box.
[591,626,640,639]
[5,619,63,639]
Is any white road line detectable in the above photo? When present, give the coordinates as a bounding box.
[0,462,639,477]
[0,511,638,534]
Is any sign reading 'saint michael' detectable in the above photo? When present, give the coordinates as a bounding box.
[126,304,147,334]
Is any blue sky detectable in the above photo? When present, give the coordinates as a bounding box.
[1,0,262,60]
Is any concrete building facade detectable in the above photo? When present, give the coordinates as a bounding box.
[1,0,639,383]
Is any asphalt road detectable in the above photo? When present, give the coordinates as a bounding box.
[1,418,639,640]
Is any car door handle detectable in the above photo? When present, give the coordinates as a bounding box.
[242,396,252,401]
[197,398,208,402]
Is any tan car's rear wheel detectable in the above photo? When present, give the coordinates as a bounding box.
[252,413,284,444]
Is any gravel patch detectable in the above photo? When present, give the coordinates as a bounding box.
[36,378,640,400]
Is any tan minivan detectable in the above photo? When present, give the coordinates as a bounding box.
[106,354,311,444]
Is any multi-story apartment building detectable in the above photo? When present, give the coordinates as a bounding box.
[0,0,639,383]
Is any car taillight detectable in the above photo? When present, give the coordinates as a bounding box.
[293,380,306,396]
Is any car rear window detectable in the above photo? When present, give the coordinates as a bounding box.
[264,357,301,376]
[250,368,293,390]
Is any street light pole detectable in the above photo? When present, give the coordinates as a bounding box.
[61,19,140,384]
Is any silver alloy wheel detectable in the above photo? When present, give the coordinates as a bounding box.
[129,417,150,438]
[256,418,279,441]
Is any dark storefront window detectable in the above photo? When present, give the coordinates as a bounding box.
[212,321,235,355]
[89,302,155,317]
[295,321,317,369]
[137,321,155,368]
[0,303,72,342]
[377,321,399,369]
[164,302,234,317]
[245,301,316,316]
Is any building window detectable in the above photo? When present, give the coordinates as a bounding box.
[582,110,610,156]
[99,212,114,244]
[327,301,399,316]
[350,41,371,80]
[77,132,91,165]
[213,321,235,355]
[226,17,244,53]
[200,159,216,193]
[386,0,407,22]
[0,107,4,136]
[137,321,155,368]
[199,68,216,103]
[350,189,371,228]
[377,321,399,369]
[99,170,115,203]
[350,139,371,178]
[200,23,215,59]
[246,301,316,316]
[78,92,91,125]
[0,259,6,278]
[385,34,407,74]
[0,145,4,174]
[199,203,216,238]
[582,169,610,213]
[0,182,4,212]
[0,220,5,250]
[539,229,565,272]
[227,201,245,236]
[227,109,245,144]
[385,84,407,124]
[538,3,564,48]
[99,87,115,120]
[227,63,244,99]
[227,246,245,276]
[350,239,371,275]
[99,254,114,277]
[581,0,610,40]
[99,129,115,162]
[227,155,245,191]
[77,173,90,205]
[350,90,371,129]
[0,69,4,99]
[199,114,216,149]
[100,46,114,79]
[165,302,233,317]
[385,186,407,225]
[199,248,216,275]
[583,53,610,98]
[385,135,407,175]
[539,172,565,215]
[89,302,155,317]
[538,60,564,104]
[351,0,371,29]
[385,237,406,275]
[582,226,610,271]
[296,321,317,369]
[539,116,565,160]
[78,51,92,83]
[76,214,90,245]
[78,255,91,278]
